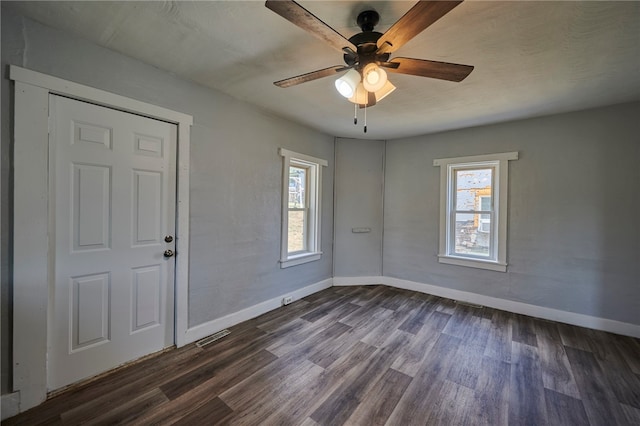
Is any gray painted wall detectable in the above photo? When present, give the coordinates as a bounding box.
[1,8,334,393]
[384,102,640,325]
[334,138,384,277]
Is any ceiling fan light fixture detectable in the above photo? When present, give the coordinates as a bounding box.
[362,63,387,92]
[335,69,361,98]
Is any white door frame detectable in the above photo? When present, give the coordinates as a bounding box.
[11,66,192,411]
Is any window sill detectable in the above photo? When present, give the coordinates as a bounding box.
[280,252,322,269]
[438,255,507,272]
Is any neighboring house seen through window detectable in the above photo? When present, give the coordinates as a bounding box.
[279,148,327,268]
[434,152,518,272]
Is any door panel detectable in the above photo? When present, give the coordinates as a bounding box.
[73,164,111,251]
[131,265,161,332]
[132,170,162,245]
[49,95,176,390]
[71,273,110,350]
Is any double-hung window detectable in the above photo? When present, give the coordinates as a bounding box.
[434,152,518,272]
[279,148,327,268]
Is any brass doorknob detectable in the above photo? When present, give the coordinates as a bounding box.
[164,250,174,258]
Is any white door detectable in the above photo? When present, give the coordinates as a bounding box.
[49,95,176,390]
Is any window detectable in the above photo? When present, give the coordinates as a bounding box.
[279,148,327,268]
[434,152,518,272]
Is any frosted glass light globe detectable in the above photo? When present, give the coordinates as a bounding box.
[362,64,387,92]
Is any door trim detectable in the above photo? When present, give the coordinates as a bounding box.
[11,66,192,411]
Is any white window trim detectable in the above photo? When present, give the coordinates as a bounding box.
[434,152,518,272]
[279,148,327,268]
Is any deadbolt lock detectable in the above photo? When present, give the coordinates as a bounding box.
[164,235,174,243]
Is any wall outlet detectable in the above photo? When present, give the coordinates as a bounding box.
[283,296,293,306]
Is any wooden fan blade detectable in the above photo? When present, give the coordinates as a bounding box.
[386,57,474,82]
[266,0,357,53]
[274,65,348,88]
[376,1,463,54]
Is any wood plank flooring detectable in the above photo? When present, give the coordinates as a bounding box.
[5,285,640,425]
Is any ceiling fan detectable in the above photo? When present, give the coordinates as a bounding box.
[265,0,474,110]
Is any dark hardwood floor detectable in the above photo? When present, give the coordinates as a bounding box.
[5,285,640,425]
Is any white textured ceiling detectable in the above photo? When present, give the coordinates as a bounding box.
[6,1,640,139]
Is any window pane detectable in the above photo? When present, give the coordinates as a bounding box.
[480,196,491,211]
[289,166,306,209]
[288,210,306,253]
[455,168,492,211]
[454,213,491,257]
[479,195,491,226]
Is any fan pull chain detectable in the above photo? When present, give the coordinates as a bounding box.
[354,103,358,125]
[364,103,367,133]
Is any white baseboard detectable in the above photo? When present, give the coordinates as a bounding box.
[333,276,384,286]
[182,278,333,345]
[334,276,640,339]
[1,392,20,421]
